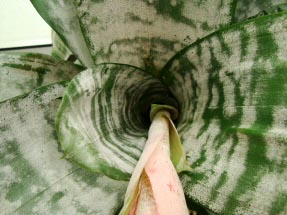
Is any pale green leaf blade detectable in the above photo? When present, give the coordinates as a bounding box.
[161,13,287,214]
[247,3,287,20]
[51,31,76,63]
[56,64,178,180]
[0,52,83,102]
[234,0,287,21]
[31,0,94,66]
[32,0,235,72]
[0,83,127,214]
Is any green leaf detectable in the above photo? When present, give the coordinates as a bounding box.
[234,0,287,21]
[0,83,127,214]
[119,109,189,215]
[161,12,287,214]
[0,52,83,102]
[56,64,177,180]
[51,31,76,63]
[32,0,235,73]
[247,3,287,20]
[2,2,286,214]
[31,0,94,67]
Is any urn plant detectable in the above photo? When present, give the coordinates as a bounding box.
[1,0,287,214]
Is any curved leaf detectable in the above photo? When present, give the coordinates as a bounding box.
[120,110,189,215]
[31,0,94,67]
[32,0,235,72]
[56,64,177,180]
[0,52,83,102]
[0,83,127,214]
[161,12,287,214]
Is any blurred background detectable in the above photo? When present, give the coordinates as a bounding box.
[0,0,52,54]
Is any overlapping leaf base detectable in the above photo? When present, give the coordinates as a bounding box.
[1,1,287,215]
[0,52,83,102]
[51,31,75,62]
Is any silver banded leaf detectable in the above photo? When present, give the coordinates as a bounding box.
[161,13,287,214]
[0,83,127,214]
[56,64,177,180]
[0,52,83,102]
[32,0,235,73]
[235,0,287,21]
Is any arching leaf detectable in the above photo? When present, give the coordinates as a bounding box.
[32,0,235,73]
[0,83,127,214]
[0,52,83,102]
[2,2,286,214]
[161,12,287,214]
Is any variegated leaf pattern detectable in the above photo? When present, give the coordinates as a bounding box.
[3,1,285,215]
[235,0,287,21]
[161,12,287,214]
[0,83,127,214]
[245,4,287,22]
[0,52,83,102]
[31,0,94,67]
[32,0,235,73]
[56,64,177,180]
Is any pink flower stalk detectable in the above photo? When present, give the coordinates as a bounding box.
[120,110,189,215]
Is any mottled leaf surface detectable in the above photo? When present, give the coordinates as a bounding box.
[56,64,177,180]
[235,0,287,21]
[32,0,235,73]
[0,52,83,102]
[0,83,127,214]
[161,12,287,214]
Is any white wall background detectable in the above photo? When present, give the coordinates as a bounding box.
[0,0,51,49]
